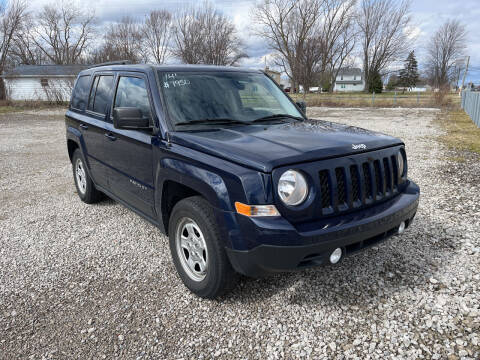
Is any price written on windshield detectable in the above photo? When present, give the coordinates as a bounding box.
[163,79,191,88]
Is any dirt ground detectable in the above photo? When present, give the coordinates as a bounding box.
[0,107,479,359]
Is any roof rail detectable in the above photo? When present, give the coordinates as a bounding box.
[89,60,132,68]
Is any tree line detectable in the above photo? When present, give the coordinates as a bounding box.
[0,0,468,97]
[4,1,245,67]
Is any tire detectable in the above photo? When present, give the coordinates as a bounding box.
[168,196,238,298]
[71,149,102,204]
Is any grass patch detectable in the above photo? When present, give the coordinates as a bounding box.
[438,109,480,155]
[290,92,460,108]
[0,100,68,114]
[0,105,24,114]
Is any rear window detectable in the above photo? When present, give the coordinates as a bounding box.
[88,75,114,115]
[70,75,90,111]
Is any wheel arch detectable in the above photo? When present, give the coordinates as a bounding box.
[67,139,79,162]
[155,158,233,234]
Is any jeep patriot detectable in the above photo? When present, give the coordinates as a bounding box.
[66,64,420,298]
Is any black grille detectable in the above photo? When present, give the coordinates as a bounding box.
[383,157,392,194]
[391,155,398,189]
[319,170,331,208]
[335,167,346,205]
[317,154,400,216]
[363,162,372,199]
[374,160,382,196]
[350,165,360,202]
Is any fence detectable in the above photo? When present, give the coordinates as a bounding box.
[461,91,480,128]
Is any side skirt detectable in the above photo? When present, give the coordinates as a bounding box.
[95,184,165,233]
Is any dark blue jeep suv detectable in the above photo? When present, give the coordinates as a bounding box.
[66,63,420,298]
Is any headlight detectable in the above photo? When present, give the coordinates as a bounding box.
[397,151,405,179]
[278,170,308,206]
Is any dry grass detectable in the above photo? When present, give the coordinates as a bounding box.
[438,108,480,155]
[290,92,460,108]
[0,100,68,113]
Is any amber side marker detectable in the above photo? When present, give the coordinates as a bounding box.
[234,201,280,217]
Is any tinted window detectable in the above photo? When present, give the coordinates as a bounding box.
[71,75,91,111]
[88,77,99,111]
[114,77,152,120]
[88,75,114,115]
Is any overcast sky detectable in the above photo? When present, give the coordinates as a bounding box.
[27,0,480,83]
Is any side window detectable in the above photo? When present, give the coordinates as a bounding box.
[114,76,152,120]
[71,75,91,111]
[88,75,114,115]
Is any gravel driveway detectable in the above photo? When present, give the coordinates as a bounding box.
[1,107,479,359]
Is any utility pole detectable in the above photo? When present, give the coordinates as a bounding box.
[461,55,470,90]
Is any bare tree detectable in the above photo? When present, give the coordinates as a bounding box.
[317,0,357,89]
[317,0,357,70]
[357,0,412,91]
[425,19,467,89]
[32,3,96,64]
[173,2,246,65]
[143,10,172,64]
[252,0,322,92]
[0,0,28,98]
[9,14,45,65]
[98,16,146,63]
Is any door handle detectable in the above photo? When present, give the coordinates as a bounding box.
[104,133,117,141]
[79,123,88,130]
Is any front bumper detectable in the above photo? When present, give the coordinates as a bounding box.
[226,180,419,277]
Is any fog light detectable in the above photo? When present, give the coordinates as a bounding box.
[329,248,342,264]
[398,221,406,234]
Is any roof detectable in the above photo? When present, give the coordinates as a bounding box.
[2,64,91,78]
[337,67,363,76]
[78,63,264,76]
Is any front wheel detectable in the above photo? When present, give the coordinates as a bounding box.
[168,196,238,298]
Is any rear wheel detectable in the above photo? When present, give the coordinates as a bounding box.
[72,149,102,204]
[168,196,238,298]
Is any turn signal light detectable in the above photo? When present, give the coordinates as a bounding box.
[235,202,280,217]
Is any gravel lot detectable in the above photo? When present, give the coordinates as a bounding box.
[1,107,479,359]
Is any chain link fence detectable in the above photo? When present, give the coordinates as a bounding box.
[461,90,480,128]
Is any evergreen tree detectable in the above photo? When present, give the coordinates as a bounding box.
[368,70,383,93]
[399,51,419,89]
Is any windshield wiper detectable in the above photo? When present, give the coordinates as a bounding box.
[175,118,249,126]
[252,114,304,123]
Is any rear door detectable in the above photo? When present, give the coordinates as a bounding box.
[81,73,115,189]
[103,72,155,217]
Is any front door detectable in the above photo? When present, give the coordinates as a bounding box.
[103,73,156,218]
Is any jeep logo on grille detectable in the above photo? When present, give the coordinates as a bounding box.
[352,143,367,150]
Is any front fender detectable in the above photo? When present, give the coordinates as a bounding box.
[153,145,274,249]
[156,158,232,211]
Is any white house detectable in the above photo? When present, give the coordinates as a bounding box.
[333,68,365,92]
[2,64,89,101]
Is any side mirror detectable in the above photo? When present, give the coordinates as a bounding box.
[296,100,307,115]
[113,107,150,129]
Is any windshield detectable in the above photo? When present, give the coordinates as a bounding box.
[158,71,303,129]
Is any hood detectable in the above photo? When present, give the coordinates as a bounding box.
[170,119,403,172]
